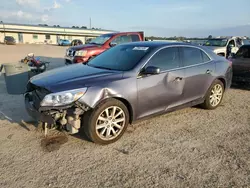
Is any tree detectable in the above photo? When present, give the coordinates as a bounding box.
[81,26,87,29]
[208,35,213,39]
[72,26,75,28]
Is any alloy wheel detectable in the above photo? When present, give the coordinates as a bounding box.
[209,84,223,107]
[95,106,126,141]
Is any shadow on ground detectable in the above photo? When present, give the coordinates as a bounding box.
[231,82,250,91]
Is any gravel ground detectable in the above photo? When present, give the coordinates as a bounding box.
[0,44,250,188]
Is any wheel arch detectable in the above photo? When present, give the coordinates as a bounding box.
[113,97,134,124]
[216,77,226,89]
[92,96,134,124]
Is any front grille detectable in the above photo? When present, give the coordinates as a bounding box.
[31,87,50,110]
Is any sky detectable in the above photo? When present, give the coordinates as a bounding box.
[0,0,250,37]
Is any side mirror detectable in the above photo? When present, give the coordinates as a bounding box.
[143,66,160,75]
[109,42,117,47]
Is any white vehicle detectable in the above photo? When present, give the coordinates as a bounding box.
[203,36,246,58]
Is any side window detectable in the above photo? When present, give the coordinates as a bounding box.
[182,47,203,66]
[228,40,236,47]
[201,51,211,62]
[130,35,140,42]
[145,47,181,71]
[112,35,132,45]
[236,47,250,58]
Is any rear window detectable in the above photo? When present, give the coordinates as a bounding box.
[182,47,203,66]
[201,51,211,62]
[131,35,140,42]
[88,45,151,71]
[182,47,211,66]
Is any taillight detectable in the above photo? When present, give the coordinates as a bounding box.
[228,60,232,67]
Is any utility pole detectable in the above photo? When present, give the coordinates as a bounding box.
[89,17,92,29]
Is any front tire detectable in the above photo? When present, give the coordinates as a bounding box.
[201,79,224,110]
[83,99,129,145]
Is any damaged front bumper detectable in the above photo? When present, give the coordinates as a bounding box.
[24,92,89,134]
[25,93,55,124]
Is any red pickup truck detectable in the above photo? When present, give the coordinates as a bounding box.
[65,31,144,64]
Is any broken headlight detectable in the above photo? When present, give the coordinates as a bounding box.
[40,88,87,107]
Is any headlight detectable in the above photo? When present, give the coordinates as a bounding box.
[75,50,87,56]
[40,88,87,107]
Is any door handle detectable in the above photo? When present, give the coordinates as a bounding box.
[174,77,183,82]
[206,69,212,74]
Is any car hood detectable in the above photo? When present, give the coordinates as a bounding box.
[204,46,225,52]
[29,64,123,92]
[68,44,101,51]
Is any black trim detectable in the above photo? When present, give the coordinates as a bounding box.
[25,94,55,124]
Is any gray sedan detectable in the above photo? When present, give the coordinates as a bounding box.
[25,41,233,144]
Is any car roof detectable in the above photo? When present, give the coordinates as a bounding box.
[208,38,228,40]
[120,41,200,48]
[101,31,143,37]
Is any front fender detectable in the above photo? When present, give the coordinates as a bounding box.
[78,78,137,121]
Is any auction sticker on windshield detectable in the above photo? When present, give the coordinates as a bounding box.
[133,47,149,51]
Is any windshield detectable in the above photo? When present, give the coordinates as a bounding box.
[236,46,250,58]
[88,34,113,45]
[5,36,14,40]
[242,39,250,45]
[204,39,228,47]
[87,45,151,71]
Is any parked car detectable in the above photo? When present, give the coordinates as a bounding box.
[65,31,144,64]
[230,45,250,84]
[25,42,232,144]
[203,37,244,58]
[4,36,16,45]
[58,39,71,46]
[71,39,83,46]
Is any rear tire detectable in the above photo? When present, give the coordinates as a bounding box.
[201,79,224,110]
[83,99,129,145]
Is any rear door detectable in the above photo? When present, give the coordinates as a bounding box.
[180,46,215,103]
[136,47,186,119]
[232,46,250,81]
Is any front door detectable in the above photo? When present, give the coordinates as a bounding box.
[180,46,216,103]
[232,46,250,81]
[136,47,185,119]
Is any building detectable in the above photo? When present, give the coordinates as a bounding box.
[0,22,114,44]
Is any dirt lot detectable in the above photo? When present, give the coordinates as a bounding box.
[0,44,250,188]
